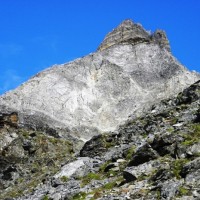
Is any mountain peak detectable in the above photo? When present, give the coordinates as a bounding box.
[118,19,135,27]
[97,19,150,51]
[0,19,199,142]
[97,19,170,51]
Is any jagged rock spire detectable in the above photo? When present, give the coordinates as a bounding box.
[152,29,171,51]
[97,19,170,52]
[98,19,150,51]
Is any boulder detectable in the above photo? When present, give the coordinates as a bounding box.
[128,143,159,166]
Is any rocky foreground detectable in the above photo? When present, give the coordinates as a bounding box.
[0,80,200,200]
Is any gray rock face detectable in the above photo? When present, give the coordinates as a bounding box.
[98,19,170,52]
[98,19,150,51]
[0,19,199,140]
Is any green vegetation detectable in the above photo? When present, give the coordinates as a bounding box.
[72,192,87,200]
[156,189,161,200]
[142,132,148,138]
[87,178,122,199]
[193,124,200,135]
[137,173,149,181]
[3,189,23,198]
[172,158,189,179]
[182,124,200,146]
[102,181,117,190]
[87,173,102,180]
[80,172,102,187]
[125,145,136,160]
[21,130,30,138]
[60,176,69,182]
[99,161,111,172]
[178,186,190,197]
[41,195,49,200]
[106,169,118,177]
[167,127,174,133]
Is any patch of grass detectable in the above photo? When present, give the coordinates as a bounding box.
[72,192,86,200]
[3,189,23,198]
[99,161,111,172]
[178,186,190,196]
[193,124,200,135]
[17,177,24,183]
[103,181,117,190]
[142,132,148,138]
[60,176,69,182]
[41,195,49,200]
[125,145,136,160]
[137,173,149,181]
[167,127,174,133]
[21,131,30,138]
[181,139,195,146]
[88,177,124,198]
[25,178,41,194]
[172,158,189,179]
[156,189,161,200]
[106,169,118,177]
[49,137,58,144]
[105,142,113,148]
[181,124,200,146]
[80,172,102,187]
[87,173,102,180]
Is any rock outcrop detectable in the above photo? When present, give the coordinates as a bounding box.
[98,19,170,52]
[0,19,199,141]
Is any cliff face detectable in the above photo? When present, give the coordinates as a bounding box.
[0,20,199,141]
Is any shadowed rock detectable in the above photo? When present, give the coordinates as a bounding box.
[128,144,159,166]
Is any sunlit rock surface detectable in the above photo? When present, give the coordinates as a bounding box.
[0,19,199,140]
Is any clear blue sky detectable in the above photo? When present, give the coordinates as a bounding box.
[0,0,200,94]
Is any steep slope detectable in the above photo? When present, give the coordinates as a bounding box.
[0,19,199,141]
[9,78,200,200]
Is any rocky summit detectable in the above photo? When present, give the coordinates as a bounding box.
[0,19,200,200]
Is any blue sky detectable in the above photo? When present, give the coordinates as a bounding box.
[0,0,200,94]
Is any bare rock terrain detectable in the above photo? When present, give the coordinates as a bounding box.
[0,19,199,141]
